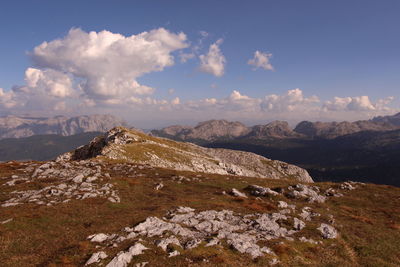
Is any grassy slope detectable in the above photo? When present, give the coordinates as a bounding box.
[0,162,399,267]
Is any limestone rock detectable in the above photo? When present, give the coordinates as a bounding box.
[318,223,338,239]
[85,251,107,265]
[88,233,109,243]
[246,184,279,196]
[230,188,247,198]
[106,243,148,267]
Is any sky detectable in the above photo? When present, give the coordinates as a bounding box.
[0,0,399,128]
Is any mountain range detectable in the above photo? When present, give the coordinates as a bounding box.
[152,113,400,186]
[0,114,126,139]
[152,112,400,142]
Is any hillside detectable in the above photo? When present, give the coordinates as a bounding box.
[0,114,126,139]
[57,127,312,182]
[1,158,399,266]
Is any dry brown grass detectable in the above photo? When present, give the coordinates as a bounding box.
[0,161,399,267]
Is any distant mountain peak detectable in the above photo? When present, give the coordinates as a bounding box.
[0,114,126,139]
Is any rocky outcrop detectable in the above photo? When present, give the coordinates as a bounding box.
[58,127,314,182]
[0,114,126,139]
[87,202,341,263]
[1,160,120,207]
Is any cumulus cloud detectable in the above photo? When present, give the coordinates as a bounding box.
[24,68,74,98]
[198,39,226,77]
[261,88,319,112]
[0,88,18,108]
[0,28,189,115]
[323,95,394,112]
[248,50,274,71]
[31,28,188,100]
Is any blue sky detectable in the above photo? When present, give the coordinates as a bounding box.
[0,0,399,127]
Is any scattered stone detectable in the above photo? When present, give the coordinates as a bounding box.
[293,218,306,230]
[73,174,85,183]
[106,243,148,267]
[156,236,181,251]
[80,206,339,261]
[325,188,344,197]
[88,233,109,243]
[175,206,195,213]
[85,251,108,265]
[287,184,326,203]
[154,182,164,190]
[246,184,279,196]
[1,160,120,208]
[230,188,247,198]
[1,218,13,224]
[168,250,180,257]
[340,182,356,190]
[299,207,320,221]
[318,223,338,239]
[184,239,202,249]
[205,237,220,247]
[278,201,288,208]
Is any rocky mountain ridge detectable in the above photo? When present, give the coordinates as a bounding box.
[0,114,126,139]
[58,127,313,183]
[152,112,400,141]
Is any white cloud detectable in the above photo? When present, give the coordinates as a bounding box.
[323,95,394,112]
[31,28,188,100]
[0,88,18,108]
[168,88,175,95]
[198,39,226,77]
[24,68,74,98]
[0,28,190,115]
[171,97,180,105]
[179,52,195,63]
[248,50,274,71]
[261,88,319,112]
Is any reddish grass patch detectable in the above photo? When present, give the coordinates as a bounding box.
[349,215,374,225]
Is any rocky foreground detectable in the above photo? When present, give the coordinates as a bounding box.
[1,158,399,266]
